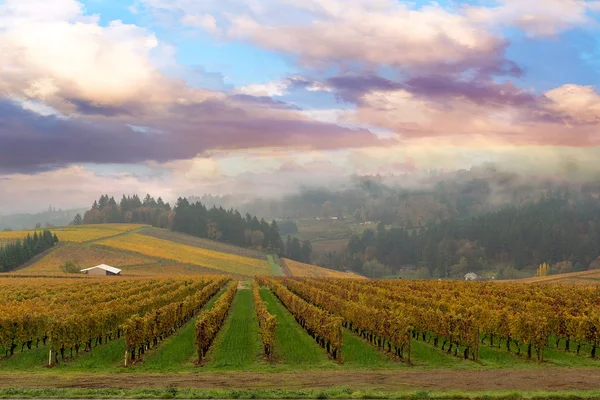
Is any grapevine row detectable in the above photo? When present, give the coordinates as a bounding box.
[124,276,230,364]
[257,276,342,361]
[283,278,412,362]
[195,283,237,362]
[252,282,277,360]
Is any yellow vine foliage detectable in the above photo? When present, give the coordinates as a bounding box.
[0,276,226,365]
[257,276,343,361]
[194,283,237,362]
[283,258,367,279]
[0,224,146,243]
[253,281,277,360]
[100,234,270,276]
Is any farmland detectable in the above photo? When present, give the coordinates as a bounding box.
[99,233,270,276]
[1,275,600,399]
[0,224,146,243]
[513,269,600,285]
[283,257,366,279]
[3,224,362,278]
[2,224,600,399]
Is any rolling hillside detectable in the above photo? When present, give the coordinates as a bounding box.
[513,269,600,285]
[3,224,269,277]
[2,224,368,278]
[282,258,367,279]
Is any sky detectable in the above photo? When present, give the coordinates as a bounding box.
[1,0,600,213]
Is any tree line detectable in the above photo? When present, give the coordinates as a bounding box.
[76,194,311,263]
[0,230,59,272]
[331,192,600,278]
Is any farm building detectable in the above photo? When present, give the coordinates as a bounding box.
[80,264,121,276]
[464,272,478,281]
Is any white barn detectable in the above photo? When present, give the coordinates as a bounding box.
[464,272,478,281]
[80,264,121,276]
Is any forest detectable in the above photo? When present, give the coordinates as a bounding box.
[332,192,600,278]
[0,230,59,272]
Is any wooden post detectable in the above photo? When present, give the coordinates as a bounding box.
[124,350,128,367]
[48,349,52,367]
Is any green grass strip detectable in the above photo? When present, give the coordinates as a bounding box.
[267,255,284,276]
[134,283,231,371]
[259,288,331,367]
[204,288,263,369]
[340,329,397,368]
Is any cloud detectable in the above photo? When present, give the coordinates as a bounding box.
[0,95,385,174]
[544,84,600,123]
[0,0,165,112]
[226,1,508,73]
[181,13,220,34]
[141,0,515,74]
[466,0,600,37]
[233,81,290,97]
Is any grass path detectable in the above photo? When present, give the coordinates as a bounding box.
[134,284,230,371]
[204,286,263,369]
[259,288,332,368]
[267,255,284,276]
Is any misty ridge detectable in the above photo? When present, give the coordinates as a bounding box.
[4,165,600,231]
[191,165,600,224]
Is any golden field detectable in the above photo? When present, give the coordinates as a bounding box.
[0,224,147,243]
[282,258,367,279]
[512,269,600,285]
[99,233,270,276]
[21,243,156,274]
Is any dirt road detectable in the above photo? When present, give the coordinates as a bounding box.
[1,369,600,391]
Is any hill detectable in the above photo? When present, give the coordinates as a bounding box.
[2,224,270,278]
[282,258,366,279]
[513,269,600,285]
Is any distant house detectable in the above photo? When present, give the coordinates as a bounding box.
[464,272,478,281]
[80,264,121,276]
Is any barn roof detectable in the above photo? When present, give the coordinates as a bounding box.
[80,264,122,274]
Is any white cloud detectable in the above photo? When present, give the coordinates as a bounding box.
[232,81,290,97]
[0,0,162,110]
[466,0,600,36]
[181,13,220,34]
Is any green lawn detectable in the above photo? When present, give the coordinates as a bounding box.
[204,287,263,369]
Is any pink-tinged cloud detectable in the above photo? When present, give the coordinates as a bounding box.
[466,0,600,37]
[342,79,600,148]
[226,1,512,74]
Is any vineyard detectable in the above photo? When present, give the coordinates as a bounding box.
[282,258,366,279]
[0,224,146,243]
[0,276,230,365]
[99,234,270,276]
[1,274,600,391]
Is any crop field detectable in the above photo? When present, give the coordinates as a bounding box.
[140,228,268,260]
[514,269,600,285]
[283,258,366,279]
[2,275,600,399]
[20,243,156,274]
[0,224,146,243]
[100,233,270,276]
